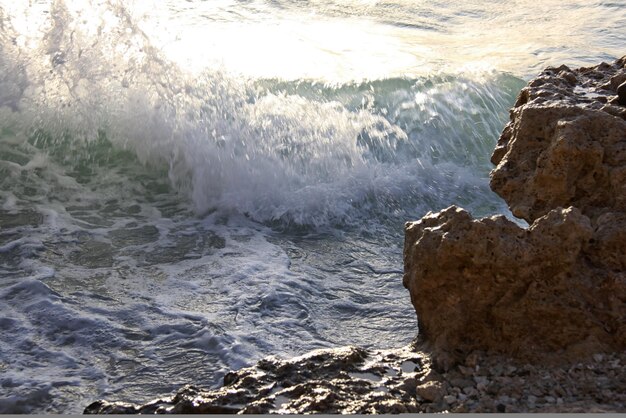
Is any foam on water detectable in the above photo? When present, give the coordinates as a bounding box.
[0,0,623,413]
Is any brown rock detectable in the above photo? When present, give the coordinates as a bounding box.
[490,58,626,223]
[403,205,623,363]
[585,212,626,270]
[415,381,445,403]
[403,56,626,366]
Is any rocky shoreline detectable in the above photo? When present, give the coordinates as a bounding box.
[85,57,626,414]
[85,341,626,414]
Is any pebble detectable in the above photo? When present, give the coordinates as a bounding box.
[485,382,499,396]
[452,404,469,413]
[489,365,503,376]
[443,395,456,404]
[474,376,489,386]
[462,387,478,397]
[458,365,474,376]
[415,381,445,403]
[465,352,480,368]
[505,366,517,376]
[554,385,566,397]
[449,378,474,388]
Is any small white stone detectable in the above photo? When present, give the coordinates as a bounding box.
[593,353,604,363]
[444,395,457,404]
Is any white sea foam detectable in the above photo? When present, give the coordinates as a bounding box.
[0,0,521,225]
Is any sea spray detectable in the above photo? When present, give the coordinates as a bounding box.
[0,0,522,225]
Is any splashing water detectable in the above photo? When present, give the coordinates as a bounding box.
[1,0,525,225]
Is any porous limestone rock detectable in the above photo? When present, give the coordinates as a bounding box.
[404,56,626,366]
[490,57,626,223]
[403,205,625,365]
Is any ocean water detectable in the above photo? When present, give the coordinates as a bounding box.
[0,0,623,413]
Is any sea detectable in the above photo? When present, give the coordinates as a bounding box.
[0,0,623,413]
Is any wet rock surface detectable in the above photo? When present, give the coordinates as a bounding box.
[85,345,428,414]
[84,344,626,414]
[404,56,626,367]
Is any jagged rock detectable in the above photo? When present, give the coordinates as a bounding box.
[490,57,626,223]
[84,345,430,414]
[83,345,626,414]
[586,212,626,270]
[403,205,623,364]
[404,56,626,366]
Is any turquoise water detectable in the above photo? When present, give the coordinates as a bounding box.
[0,0,623,413]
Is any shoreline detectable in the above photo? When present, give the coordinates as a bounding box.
[86,56,626,414]
[84,341,626,413]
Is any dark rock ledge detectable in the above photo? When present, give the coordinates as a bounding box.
[86,345,426,414]
[85,57,626,414]
[84,342,626,414]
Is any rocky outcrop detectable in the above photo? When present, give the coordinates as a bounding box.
[85,345,429,414]
[404,205,625,366]
[491,57,626,222]
[84,344,626,414]
[404,57,626,367]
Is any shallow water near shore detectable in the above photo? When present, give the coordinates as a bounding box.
[0,0,624,413]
